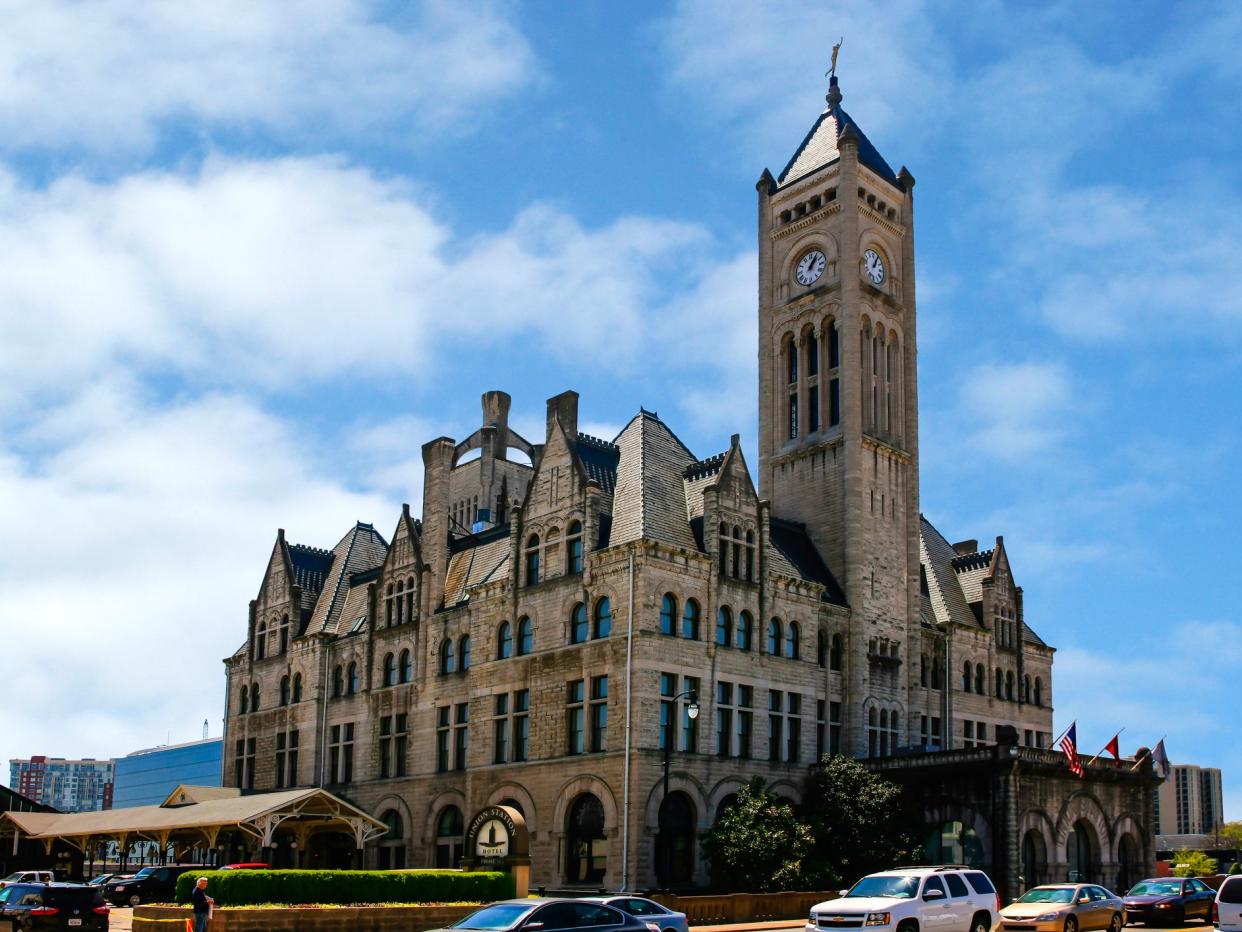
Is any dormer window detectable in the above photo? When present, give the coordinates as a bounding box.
[524,535,540,587]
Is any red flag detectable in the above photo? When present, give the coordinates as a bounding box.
[1105,734,1121,766]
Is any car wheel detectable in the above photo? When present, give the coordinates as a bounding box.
[1110,912,1123,932]
[971,913,990,932]
[1065,916,1078,932]
[129,893,142,907]
[897,918,919,932]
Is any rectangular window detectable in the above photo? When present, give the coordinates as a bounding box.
[567,679,585,755]
[829,325,840,369]
[963,719,974,749]
[808,389,820,433]
[244,737,256,789]
[768,690,783,762]
[453,703,469,771]
[659,673,675,750]
[275,732,287,789]
[716,681,733,758]
[830,701,842,755]
[393,714,406,777]
[494,694,510,764]
[514,690,529,762]
[816,699,826,760]
[787,693,801,763]
[829,378,841,427]
[737,685,753,760]
[436,706,450,773]
[977,721,987,745]
[233,739,244,789]
[590,675,608,752]
[287,730,299,786]
[379,716,392,778]
[341,723,354,784]
[682,675,700,753]
[788,393,799,439]
[930,716,941,750]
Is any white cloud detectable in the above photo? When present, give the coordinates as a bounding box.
[957,360,1073,460]
[0,0,538,153]
[0,381,402,770]
[0,157,728,409]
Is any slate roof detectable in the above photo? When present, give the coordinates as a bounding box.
[777,76,900,189]
[769,518,848,606]
[920,515,982,630]
[682,452,726,521]
[303,522,389,637]
[574,433,620,494]
[609,410,699,552]
[443,535,510,607]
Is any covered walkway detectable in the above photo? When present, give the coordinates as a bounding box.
[0,785,387,875]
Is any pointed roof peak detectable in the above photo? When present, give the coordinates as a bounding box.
[826,74,843,109]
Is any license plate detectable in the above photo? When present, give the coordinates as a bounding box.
[69,920,82,927]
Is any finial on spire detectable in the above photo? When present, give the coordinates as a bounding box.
[826,37,843,107]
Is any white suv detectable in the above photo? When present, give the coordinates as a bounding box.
[1216,875,1242,932]
[807,866,1001,932]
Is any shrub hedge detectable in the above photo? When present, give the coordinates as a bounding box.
[174,869,514,906]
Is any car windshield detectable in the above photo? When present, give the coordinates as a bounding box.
[453,903,535,930]
[1129,882,1182,897]
[1018,889,1075,904]
[133,868,157,879]
[0,874,25,883]
[845,876,920,899]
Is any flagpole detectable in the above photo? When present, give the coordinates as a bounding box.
[1130,734,1166,772]
[1087,727,1125,766]
[1053,720,1075,746]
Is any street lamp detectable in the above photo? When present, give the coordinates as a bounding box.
[660,689,699,886]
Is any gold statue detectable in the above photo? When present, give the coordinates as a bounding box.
[828,38,843,78]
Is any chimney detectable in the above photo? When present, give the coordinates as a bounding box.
[952,539,978,555]
[421,436,456,611]
[545,390,579,441]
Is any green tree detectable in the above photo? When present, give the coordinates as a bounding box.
[799,755,920,889]
[1171,849,1218,877]
[1228,861,1241,876]
[1221,821,1242,848]
[700,777,812,892]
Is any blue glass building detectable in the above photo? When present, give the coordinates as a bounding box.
[111,738,223,808]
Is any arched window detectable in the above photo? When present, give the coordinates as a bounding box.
[737,611,753,651]
[1022,829,1048,888]
[279,675,290,706]
[332,665,344,698]
[716,606,732,647]
[571,602,588,644]
[459,635,471,671]
[659,594,677,637]
[768,618,783,657]
[962,661,973,692]
[378,809,406,870]
[682,599,700,640]
[745,529,755,581]
[517,616,533,655]
[868,707,878,757]
[347,662,359,694]
[292,672,303,703]
[974,663,985,694]
[239,686,249,714]
[383,652,396,687]
[830,633,844,671]
[655,791,697,886]
[567,521,584,574]
[399,649,412,683]
[1034,677,1043,707]
[817,629,828,668]
[593,598,612,639]
[931,655,943,690]
[1023,675,1032,703]
[879,709,889,756]
[439,639,455,675]
[255,623,266,660]
[1005,670,1015,701]
[497,621,513,659]
[1067,819,1097,883]
[435,806,464,869]
[250,683,259,712]
[786,621,800,660]
[565,793,607,884]
[525,534,540,586]
[731,526,742,579]
[995,668,1004,698]
[386,583,394,626]
[279,614,289,654]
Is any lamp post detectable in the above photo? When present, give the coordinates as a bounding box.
[660,689,699,886]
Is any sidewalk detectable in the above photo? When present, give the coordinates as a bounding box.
[690,922,804,932]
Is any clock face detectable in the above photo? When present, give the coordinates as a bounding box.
[863,248,886,285]
[795,249,827,286]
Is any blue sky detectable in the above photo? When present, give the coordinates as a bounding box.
[1,1,1239,817]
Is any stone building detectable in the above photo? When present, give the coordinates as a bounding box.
[221,73,1149,891]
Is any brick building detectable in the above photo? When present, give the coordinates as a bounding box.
[221,73,1145,891]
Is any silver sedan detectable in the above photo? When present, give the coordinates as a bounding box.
[586,897,689,932]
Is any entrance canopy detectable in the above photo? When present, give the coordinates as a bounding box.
[0,785,387,856]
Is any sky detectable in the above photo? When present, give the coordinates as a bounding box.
[1,0,1239,818]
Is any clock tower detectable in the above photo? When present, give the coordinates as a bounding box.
[757,74,921,756]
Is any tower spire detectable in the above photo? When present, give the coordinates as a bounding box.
[827,74,842,109]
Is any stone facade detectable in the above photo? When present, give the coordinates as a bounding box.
[221,73,1129,892]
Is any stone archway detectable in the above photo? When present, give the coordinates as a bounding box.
[923,799,992,869]
[487,784,538,839]
[655,791,697,889]
[1022,829,1049,888]
[565,793,607,885]
[1054,793,1112,884]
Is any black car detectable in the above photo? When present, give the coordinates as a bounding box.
[103,864,207,907]
[433,898,652,932]
[0,882,109,930]
[1123,877,1216,926]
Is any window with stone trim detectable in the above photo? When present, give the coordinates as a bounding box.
[517,616,533,655]
[524,534,540,586]
[347,661,359,694]
[716,606,733,647]
[459,635,471,671]
[567,521,584,574]
[497,621,513,660]
[593,598,612,638]
[254,622,266,660]
[660,594,677,637]
[378,713,407,779]
[328,723,354,784]
[439,639,455,675]
[435,706,450,772]
[292,672,303,702]
[453,703,468,770]
[570,602,588,644]
[768,618,783,657]
[737,611,753,651]
[399,649,412,684]
[279,675,291,706]
[567,679,585,755]
[274,729,298,789]
[250,683,259,712]
[589,675,608,752]
[830,633,844,671]
[786,621,800,660]
[382,653,396,687]
[682,598,700,640]
[768,690,802,763]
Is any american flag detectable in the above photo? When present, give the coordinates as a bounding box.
[1059,722,1084,778]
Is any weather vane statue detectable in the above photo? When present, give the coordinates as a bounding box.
[828,37,843,78]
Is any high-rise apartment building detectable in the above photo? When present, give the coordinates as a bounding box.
[8,756,115,813]
[1155,764,1225,837]
[112,738,223,809]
